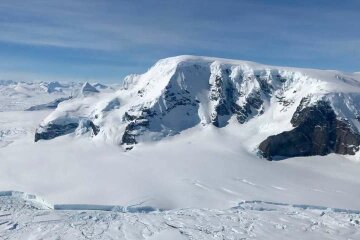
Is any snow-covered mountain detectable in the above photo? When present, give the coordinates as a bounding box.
[2,65,360,217]
[34,56,360,160]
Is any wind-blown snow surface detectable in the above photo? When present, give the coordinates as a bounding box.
[1,192,360,240]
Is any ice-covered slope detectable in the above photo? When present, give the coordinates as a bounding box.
[35,56,360,159]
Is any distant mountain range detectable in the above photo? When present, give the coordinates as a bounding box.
[0,80,120,112]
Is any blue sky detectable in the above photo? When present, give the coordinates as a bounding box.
[0,0,359,83]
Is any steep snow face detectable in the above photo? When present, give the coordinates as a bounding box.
[35,56,360,157]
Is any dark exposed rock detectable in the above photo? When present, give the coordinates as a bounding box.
[257,77,272,96]
[121,109,151,146]
[35,119,99,142]
[123,112,138,122]
[26,97,72,111]
[102,98,120,112]
[215,100,231,116]
[209,76,224,102]
[259,99,360,160]
[209,72,268,127]
[35,123,79,142]
[163,84,197,114]
[210,75,238,127]
[232,90,263,124]
[276,95,294,107]
[89,121,100,136]
[81,82,99,94]
[121,119,149,146]
[137,89,145,97]
[121,127,137,146]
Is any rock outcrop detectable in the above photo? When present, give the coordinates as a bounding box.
[26,97,72,111]
[80,82,99,95]
[35,119,99,142]
[259,98,360,160]
[35,123,79,142]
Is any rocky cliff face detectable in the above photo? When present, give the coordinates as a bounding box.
[34,56,360,159]
[259,98,360,160]
[35,119,99,142]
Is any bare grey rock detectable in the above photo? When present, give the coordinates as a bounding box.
[259,99,360,160]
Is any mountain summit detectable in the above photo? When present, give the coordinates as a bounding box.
[80,82,99,95]
[35,55,360,160]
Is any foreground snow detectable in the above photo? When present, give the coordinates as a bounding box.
[0,191,359,240]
